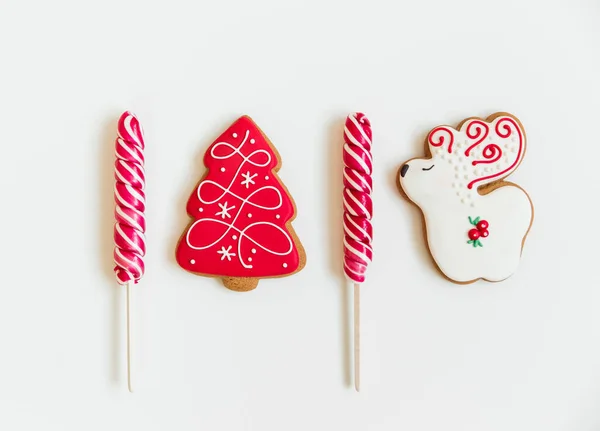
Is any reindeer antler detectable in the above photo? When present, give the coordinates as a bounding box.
[426,113,526,190]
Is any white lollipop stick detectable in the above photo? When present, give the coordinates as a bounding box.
[354,283,360,392]
[127,282,133,392]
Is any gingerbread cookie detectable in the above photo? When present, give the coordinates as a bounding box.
[398,112,533,283]
[176,115,306,291]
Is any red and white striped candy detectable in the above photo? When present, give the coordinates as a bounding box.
[114,112,146,285]
[343,112,373,284]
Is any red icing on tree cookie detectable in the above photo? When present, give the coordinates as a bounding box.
[176,116,305,291]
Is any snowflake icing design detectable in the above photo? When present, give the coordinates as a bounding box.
[215,201,235,219]
[217,245,236,261]
[240,171,258,188]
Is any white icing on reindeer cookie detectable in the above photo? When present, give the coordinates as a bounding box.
[398,113,533,283]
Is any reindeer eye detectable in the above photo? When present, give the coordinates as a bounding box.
[422,165,434,171]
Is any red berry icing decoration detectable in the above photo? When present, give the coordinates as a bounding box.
[468,229,480,240]
[476,220,489,231]
[467,216,489,247]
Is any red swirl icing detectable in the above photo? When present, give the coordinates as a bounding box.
[471,144,502,166]
[428,126,454,153]
[424,115,526,192]
[464,120,489,156]
[466,117,524,189]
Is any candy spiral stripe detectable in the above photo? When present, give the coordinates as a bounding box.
[343,112,373,283]
[114,112,146,285]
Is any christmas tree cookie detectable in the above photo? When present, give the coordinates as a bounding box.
[176,116,306,291]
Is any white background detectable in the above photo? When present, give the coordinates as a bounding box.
[0,0,599,430]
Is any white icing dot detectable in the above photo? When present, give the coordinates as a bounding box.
[455,165,460,171]
[452,182,457,188]
[461,198,467,204]
[265,175,269,180]
[248,213,252,218]
[250,138,256,144]
[199,208,203,212]
[276,214,281,219]
[248,257,253,262]
[474,169,480,176]
[484,167,490,173]
[511,147,517,153]
[283,263,288,268]
[456,191,461,196]
[463,165,468,171]
[497,164,502,170]
[505,158,510,164]
[458,183,463,188]
[470,202,476,207]
[463,174,469,180]
[220,167,225,172]
[190,259,196,264]
[232,235,237,240]
[251,248,256,254]
[448,157,453,164]
[441,153,445,160]
[233,133,238,138]
[458,156,464,162]
[511,137,517,142]
[455,173,460,179]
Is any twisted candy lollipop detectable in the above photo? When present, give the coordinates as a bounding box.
[343,113,373,282]
[113,111,145,392]
[342,112,372,392]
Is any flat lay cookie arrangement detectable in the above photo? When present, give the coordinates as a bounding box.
[7,2,600,429]
[108,109,533,393]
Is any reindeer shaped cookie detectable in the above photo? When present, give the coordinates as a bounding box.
[398,112,533,283]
